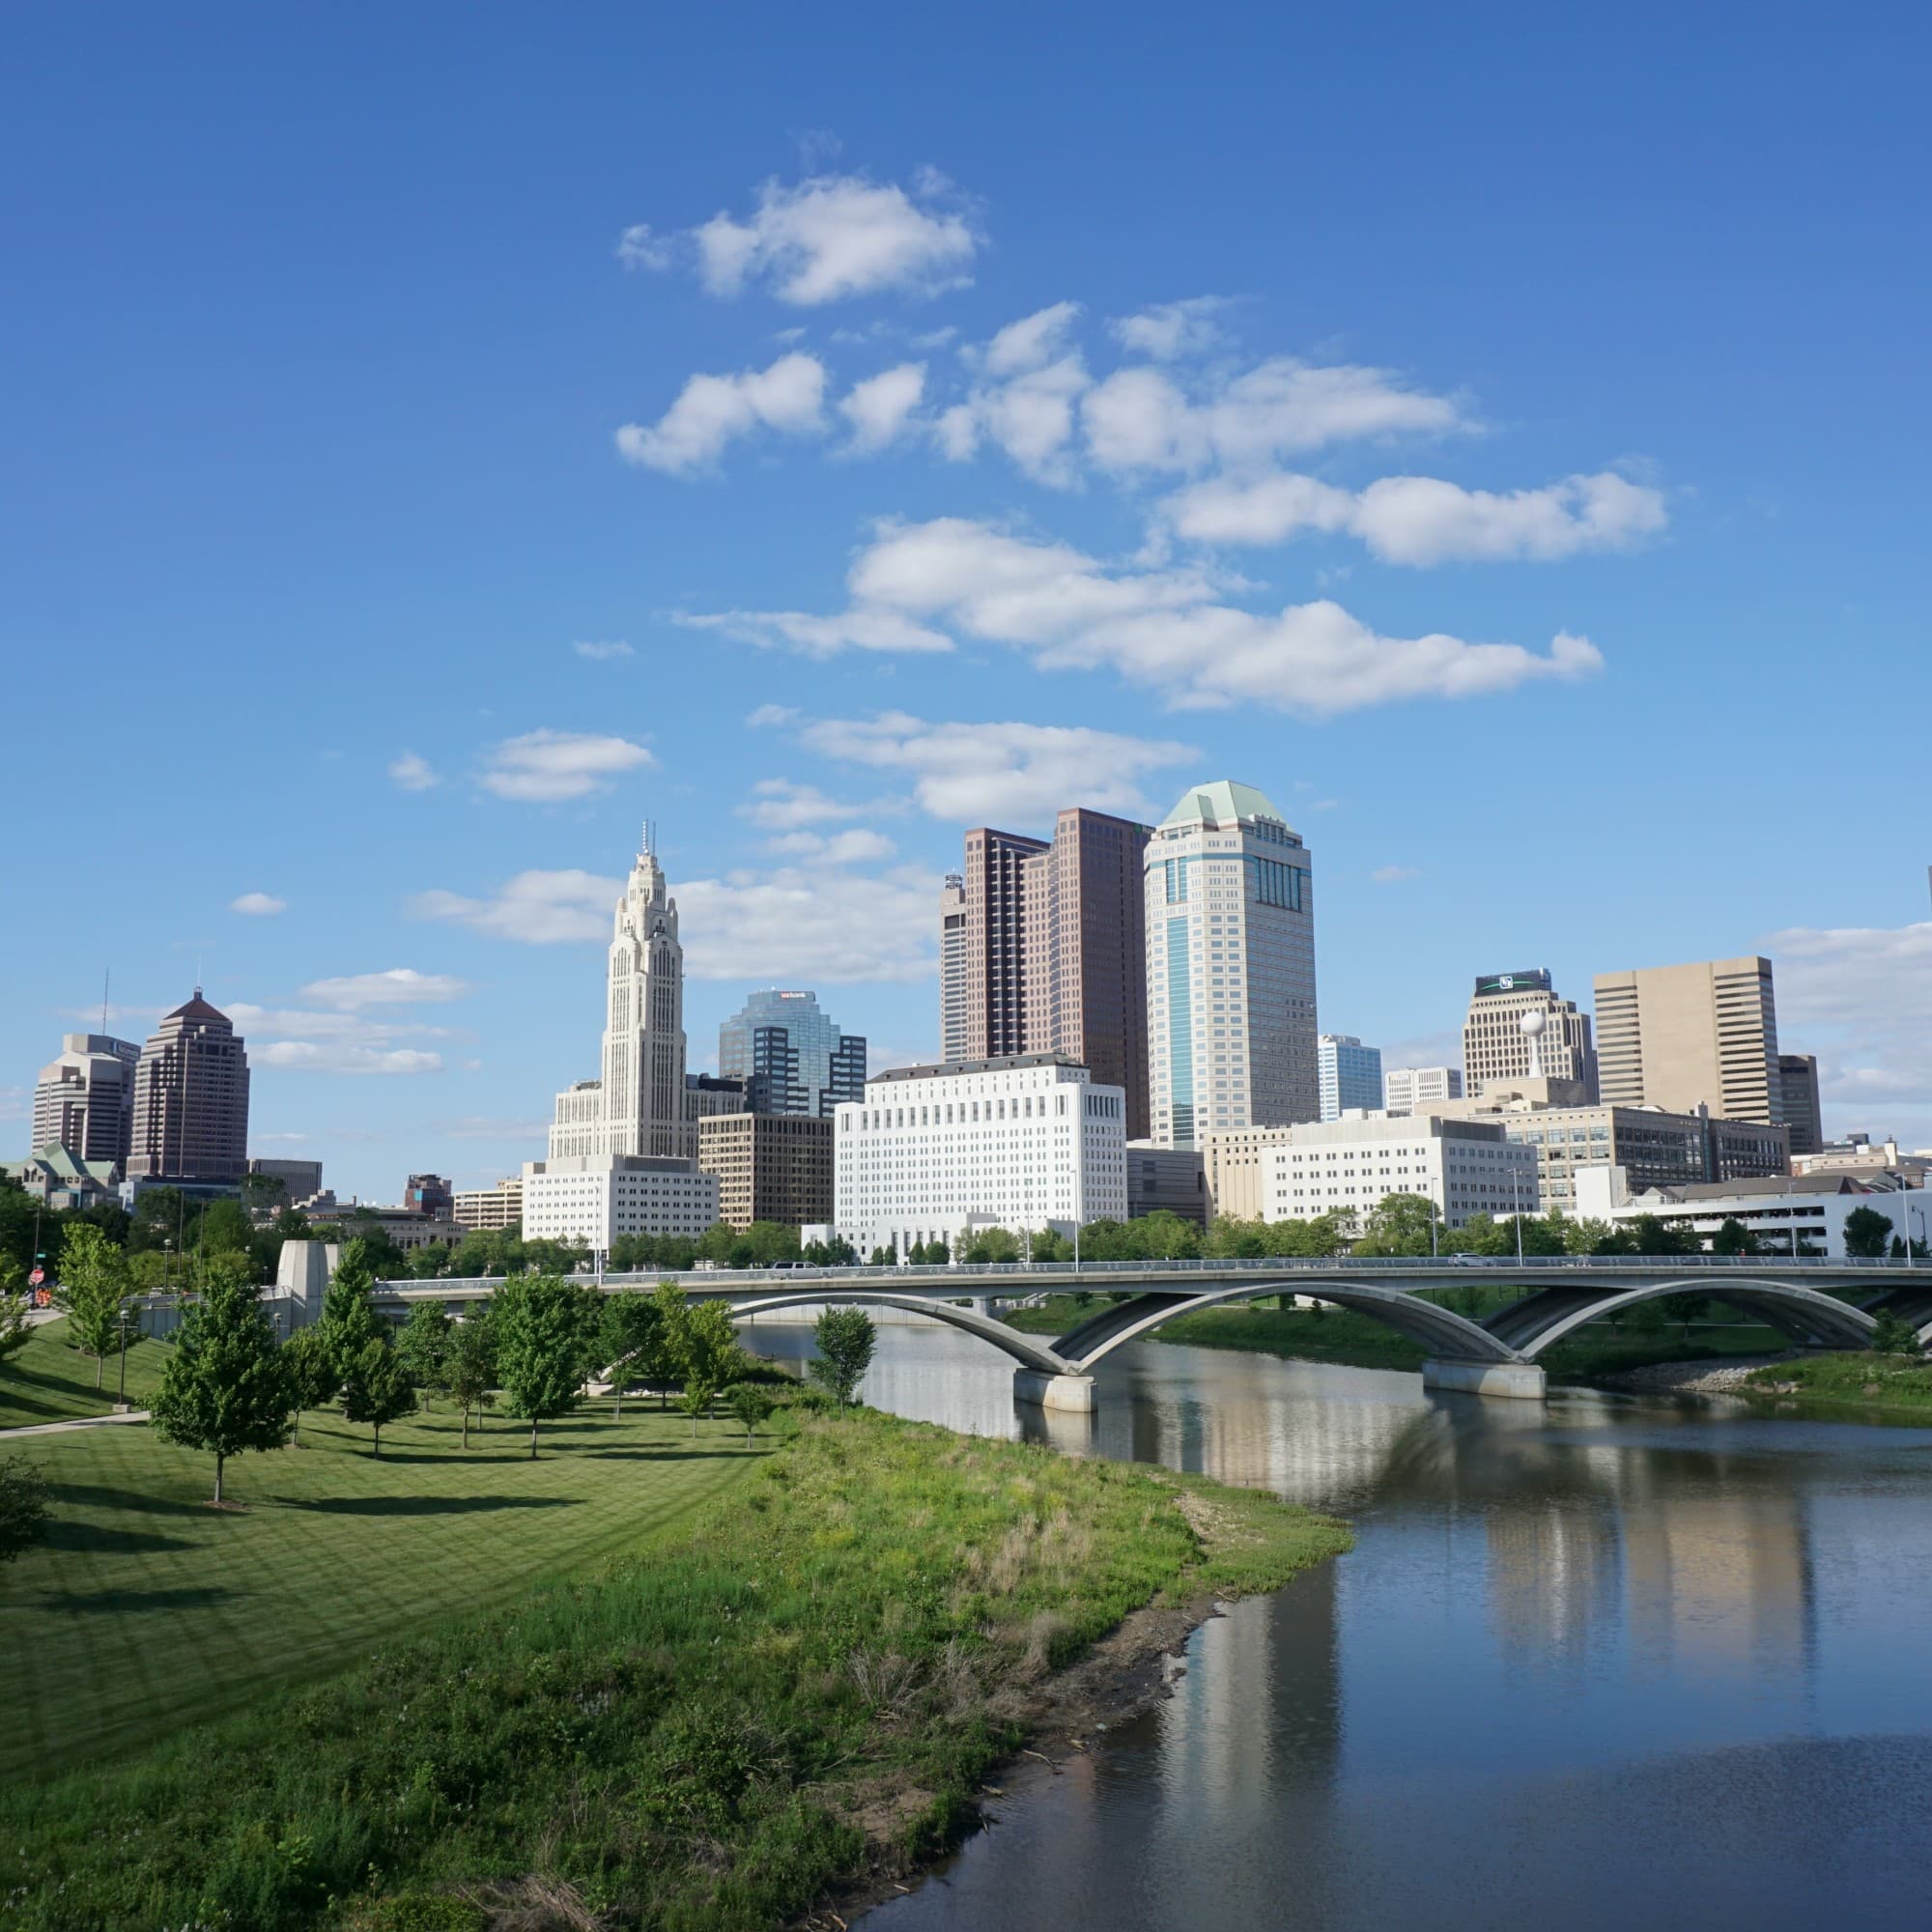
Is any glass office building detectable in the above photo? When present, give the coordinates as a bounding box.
[718,989,867,1118]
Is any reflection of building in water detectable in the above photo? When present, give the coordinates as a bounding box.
[1486,1501,1623,1676]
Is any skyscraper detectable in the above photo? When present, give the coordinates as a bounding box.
[718,989,867,1118]
[549,830,692,1161]
[31,1033,140,1167]
[1145,781,1317,1149]
[128,993,250,1184]
[1462,970,1597,1097]
[1777,1052,1823,1156]
[1594,955,1784,1127]
[1317,1035,1383,1121]
[949,808,1152,1136]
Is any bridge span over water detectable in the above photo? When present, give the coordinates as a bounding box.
[377,1255,1931,1409]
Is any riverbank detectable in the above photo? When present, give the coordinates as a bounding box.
[1742,1350,1932,1412]
[0,1408,1349,1931]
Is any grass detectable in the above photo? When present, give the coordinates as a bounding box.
[0,1408,1350,1932]
[0,1318,178,1428]
[0,1392,758,1784]
[1744,1350,1932,1411]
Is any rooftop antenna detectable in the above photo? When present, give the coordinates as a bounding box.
[195,950,203,1000]
[100,966,110,1034]
[640,818,654,855]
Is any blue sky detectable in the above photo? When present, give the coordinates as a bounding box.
[8,2,1929,1200]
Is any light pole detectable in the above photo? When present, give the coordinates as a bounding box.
[1512,1172,1524,1264]
[116,1305,130,1410]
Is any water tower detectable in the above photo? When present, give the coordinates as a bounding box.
[1519,1006,1547,1080]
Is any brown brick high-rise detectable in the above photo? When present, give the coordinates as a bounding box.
[128,992,250,1184]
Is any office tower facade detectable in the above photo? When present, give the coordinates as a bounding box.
[1594,955,1784,1127]
[128,993,251,1184]
[522,1155,719,1246]
[1145,781,1317,1149]
[451,1175,524,1231]
[697,1111,835,1230]
[1462,970,1597,1097]
[1264,1115,1538,1231]
[1777,1053,1824,1157]
[248,1156,323,1202]
[1383,1065,1463,1115]
[549,831,693,1161]
[1317,1034,1383,1122]
[404,1174,453,1217]
[718,989,866,1118]
[950,809,1153,1138]
[31,1033,140,1167]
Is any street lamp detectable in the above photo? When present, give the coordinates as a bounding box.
[116,1305,130,1410]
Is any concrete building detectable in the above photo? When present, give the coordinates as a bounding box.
[1146,781,1317,1149]
[308,1203,465,1252]
[1791,1135,1931,1186]
[683,1072,749,1134]
[1262,1115,1540,1231]
[1594,954,1783,1127]
[31,1034,140,1168]
[1776,1052,1824,1157]
[128,992,250,1185]
[404,1174,453,1217]
[1125,1142,1208,1225]
[1576,1165,1929,1260]
[1201,1123,1294,1223]
[697,1111,835,1231]
[1318,1035,1383,1122]
[718,990,865,1118]
[952,808,1154,1139]
[834,1052,1128,1257]
[1462,971,1596,1098]
[521,1154,720,1248]
[451,1175,524,1231]
[1384,1065,1463,1115]
[549,829,693,1162]
[247,1156,323,1202]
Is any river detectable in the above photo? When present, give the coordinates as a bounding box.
[745,1319,1932,1931]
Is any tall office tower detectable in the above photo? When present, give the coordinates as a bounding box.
[1383,1065,1463,1115]
[31,1033,140,1166]
[718,989,867,1118]
[128,993,251,1183]
[1777,1053,1823,1157]
[1145,781,1317,1150]
[1594,955,1784,1127]
[1317,1035,1383,1122]
[952,810,1153,1136]
[549,829,692,1161]
[1462,970,1597,1097]
[938,873,969,1062]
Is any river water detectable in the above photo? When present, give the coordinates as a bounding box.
[746,1320,1932,1931]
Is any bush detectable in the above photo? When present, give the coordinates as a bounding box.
[0,1455,50,1564]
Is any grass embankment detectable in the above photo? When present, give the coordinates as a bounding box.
[1007,1293,1793,1382]
[0,1318,176,1428]
[0,1394,756,1781]
[1744,1351,1932,1412]
[0,1409,1350,1932]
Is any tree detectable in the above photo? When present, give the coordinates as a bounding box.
[679,1299,748,1398]
[1030,1229,1073,1262]
[1711,1217,1757,1257]
[867,1244,895,1266]
[803,1235,858,1266]
[280,1323,337,1446]
[495,1273,589,1458]
[339,1336,415,1456]
[601,1290,663,1418]
[319,1238,382,1381]
[1625,1213,1693,1258]
[149,1267,294,1502]
[198,1200,256,1262]
[1660,1292,1710,1336]
[1567,1216,1617,1256]
[1871,1311,1924,1358]
[809,1307,876,1406]
[1354,1192,1439,1257]
[1843,1207,1894,1260]
[55,1224,129,1390]
[726,1382,774,1446]
[961,1227,1021,1264]
[443,1307,497,1448]
[0,1455,50,1564]
[395,1300,452,1402]
[0,1277,31,1372]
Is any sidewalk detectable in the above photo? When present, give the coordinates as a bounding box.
[0,1409,151,1439]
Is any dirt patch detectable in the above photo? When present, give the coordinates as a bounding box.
[1592,1353,1803,1397]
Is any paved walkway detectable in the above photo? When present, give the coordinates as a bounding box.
[0,1409,150,1439]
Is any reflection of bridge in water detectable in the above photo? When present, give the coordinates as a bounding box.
[379,1255,1929,1411]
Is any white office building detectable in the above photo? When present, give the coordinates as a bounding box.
[521,1154,720,1248]
[1384,1065,1463,1115]
[1262,1114,1540,1231]
[834,1052,1127,1257]
[451,1176,524,1231]
[1318,1034,1383,1122]
[1146,781,1318,1150]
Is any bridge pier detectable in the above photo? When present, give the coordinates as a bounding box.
[1013,1369,1098,1413]
[1422,1358,1547,1401]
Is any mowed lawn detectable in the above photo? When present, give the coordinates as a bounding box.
[0,1319,179,1428]
[0,1392,761,1784]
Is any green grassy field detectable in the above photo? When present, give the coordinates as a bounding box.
[0,1319,178,1428]
[0,1392,759,1784]
[1745,1350,1932,1412]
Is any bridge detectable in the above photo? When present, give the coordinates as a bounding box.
[374,1254,1927,1409]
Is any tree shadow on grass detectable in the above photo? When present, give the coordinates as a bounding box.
[39,1520,195,1555]
[288,1493,580,1517]
[46,1484,214,1519]
[42,1584,237,1615]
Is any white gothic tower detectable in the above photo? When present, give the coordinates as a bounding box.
[549,826,692,1161]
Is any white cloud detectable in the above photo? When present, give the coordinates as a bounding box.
[298,969,471,1011]
[478,730,653,803]
[389,752,439,792]
[1109,298,1232,360]
[796,710,1198,823]
[740,780,869,831]
[255,1042,444,1076]
[1167,468,1667,563]
[678,863,938,981]
[980,300,1082,376]
[439,1115,550,1140]
[226,1000,452,1076]
[698,516,1603,716]
[765,827,897,864]
[1383,1030,1463,1075]
[411,869,621,945]
[615,223,671,270]
[574,639,635,661]
[838,361,926,453]
[229,892,286,917]
[1370,866,1421,884]
[0,1086,28,1122]
[615,352,827,474]
[928,307,1093,484]
[746,703,799,727]
[680,606,952,658]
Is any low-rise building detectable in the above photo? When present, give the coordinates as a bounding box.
[1791,1135,1931,1186]
[451,1176,524,1231]
[247,1156,323,1202]
[521,1155,720,1248]
[698,1113,834,1231]
[309,1202,466,1252]
[834,1052,1127,1258]
[1383,1065,1463,1116]
[1125,1142,1208,1225]
[1262,1115,1539,1230]
[3,1147,123,1212]
[1575,1166,1929,1259]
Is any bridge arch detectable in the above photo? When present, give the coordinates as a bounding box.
[723,1290,1073,1377]
[1489,1276,1876,1357]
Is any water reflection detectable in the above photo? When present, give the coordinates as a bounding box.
[738,1320,1932,1931]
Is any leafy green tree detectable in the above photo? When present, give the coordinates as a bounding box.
[0,1278,31,1372]
[1516,1214,1569,1258]
[679,1299,748,1396]
[962,1227,1022,1263]
[1452,1212,1512,1258]
[406,1241,451,1281]
[198,1200,255,1261]
[339,1337,415,1457]
[1206,1216,1270,1259]
[1030,1229,1073,1262]
[802,1235,858,1265]
[1711,1217,1757,1256]
[1567,1216,1616,1256]
[678,1380,715,1435]
[809,1306,876,1406]
[1627,1213,1694,1257]
[149,1266,294,1501]
[280,1323,337,1446]
[726,1382,774,1446]
[55,1224,130,1390]
[1843,1207,1894,1260]
[1354,1192,1439,1257]
[395,1300,452,1401]
[1660,1292,1710,1335]
[1871,1311,1924,1357]
[444,1306,497,1447]
[495,1273,589,1458]
[0,1455,50,1564]
[600,1290,662,1418]
[319,1238,382,1381]
[867,1243,895,1265]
